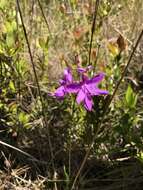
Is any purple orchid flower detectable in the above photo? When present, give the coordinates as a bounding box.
[77,65,93,74]
[54,68,73,98]
[51,65,108,111]
[66,73,108,111]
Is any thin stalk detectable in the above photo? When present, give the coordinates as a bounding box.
[16,0,55,172]
[0,140,47,165]
[68,97,76,187]
[88,0,100,65]
[37,0,60,62]
[71,29,143,190]
[93,43,100,73]
[37,0,52,37]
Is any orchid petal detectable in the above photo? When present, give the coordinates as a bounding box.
[85,83,108,96]
[82,74,89,82]
[87,73,105,85]
[54,86,65,98]
[66,83,81,93]
[64,68,73,83]
[84,95,93,111]
[77,65,93,74]
[76,89,85,104]
[87,65,93,71]
[59,79,65,85]
[85,83,95,95]
[77,67,86,73]
[47,92,55,97]
[92,88,109,95]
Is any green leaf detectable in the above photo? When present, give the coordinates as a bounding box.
[6,33,15,48]
[125,85,137,108]
[9,80,15,92]
[11,21,17,32]
[19,112,29,125]
[0,0,7,9]
[38,37,49,50]
[5,21,13,33]
[0,102,3,109]
[39,38,45,49]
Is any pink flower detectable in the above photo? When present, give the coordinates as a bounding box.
[66,73,108,111]
[51,66,108,111]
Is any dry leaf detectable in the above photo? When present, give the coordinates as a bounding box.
[59,4,67,14]
[117,34,127,52]
[91,48,97,60]
[73,27,85,40]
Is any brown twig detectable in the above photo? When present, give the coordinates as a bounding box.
[88,0,100,65]
[0,140,47,165]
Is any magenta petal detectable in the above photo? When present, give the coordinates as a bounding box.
[87,65,93,71]
[76,89,85,104]
[59,79,65,85]
[77,65,93,74]
[64,68,73,83]
[84,95,93,111]
[47,92,55,97]
[85,83,95,95]
[86,83,108,95]
[66,83,81,93]
[54,86,65,97]
[77,67,86,73]
[87,73,105,85]
[92,88,109,95]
